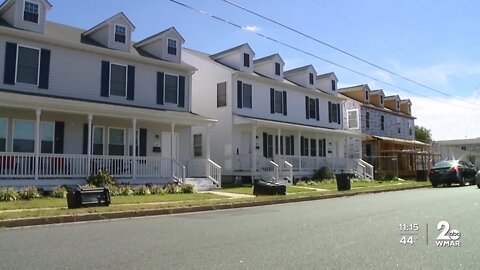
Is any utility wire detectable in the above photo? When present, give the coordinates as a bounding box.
[169,0,479,110]
[220,0,478,108]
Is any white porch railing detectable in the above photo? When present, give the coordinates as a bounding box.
[0,152,186,181]
[278,159,293,184]
[258,156,278,182]
[357,159,374,180]
[207,159,222,187]
[187,158,222,187]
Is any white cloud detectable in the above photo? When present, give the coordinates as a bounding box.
[412,94,480,141]
[242,25,261,33]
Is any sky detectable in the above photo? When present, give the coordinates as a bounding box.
[46,0,480,141]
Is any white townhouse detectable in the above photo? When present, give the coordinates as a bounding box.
[0,0,221,188]
[183,44,364,184]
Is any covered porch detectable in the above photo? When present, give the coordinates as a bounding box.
[232,115,369,182]
[0,91,221,187]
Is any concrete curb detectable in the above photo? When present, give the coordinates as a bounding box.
[0,185,429,228]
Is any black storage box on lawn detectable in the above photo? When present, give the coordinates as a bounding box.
[335,173,351,191]
[67,187,111,209]
[253,180,286,196]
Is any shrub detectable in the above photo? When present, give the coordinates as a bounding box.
[119,184,134,196]
[374,169,386,181]
[149,185,165,195]
[164,184,182,194]
[135,185,151,196]
[51,186,68,198]
[18,187,41,200]
[180,183,196,194]
[0,187,19,202]
[87,170,118,187]
[312,167,335,181]
[296,180,307,186]
[79,184,97,190]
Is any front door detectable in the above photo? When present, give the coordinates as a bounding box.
[161,132,179,160]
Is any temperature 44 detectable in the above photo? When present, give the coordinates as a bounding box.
[400,236,418,245]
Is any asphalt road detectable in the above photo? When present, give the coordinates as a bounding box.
[1,185,480,270]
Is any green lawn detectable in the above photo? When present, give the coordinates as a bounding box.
[220,186,308,195]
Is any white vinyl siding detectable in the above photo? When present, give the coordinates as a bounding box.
[16,45,40,85]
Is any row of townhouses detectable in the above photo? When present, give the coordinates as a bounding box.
[0,0,427,189]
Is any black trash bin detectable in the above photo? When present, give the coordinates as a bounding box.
[253,180,286,195]
[416,170,428,181]
[67,187,111,209]
[335,173,351,191]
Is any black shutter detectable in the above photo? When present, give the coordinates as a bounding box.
[54,121,64,154]
[178,75,185,107]
[283,91,287,115]
[262,132,268,158]
[337,104,341,124]
[126,65,135,100]
[237,80,243,108]
[38,49,51,89]
[315,98,320,121]
[305,96,310,119]
[328,101,332,123]
[323,139,326,156]
[101,61,110,97]
[4,42,17,85]
[82,124,88,154]
[300,136,305,156]
[270,88,275,114]
[157,72,164,105]
[139,128,147,157]
[290,135,294,155]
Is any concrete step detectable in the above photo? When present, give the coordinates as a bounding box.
[184,178,218,191]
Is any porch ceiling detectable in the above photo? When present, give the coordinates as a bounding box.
[366,135,429,147]
[0,91,216,126]
[233,115,362,138]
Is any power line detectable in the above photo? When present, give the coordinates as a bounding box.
[168,0,478,110]
[219,0,479,108]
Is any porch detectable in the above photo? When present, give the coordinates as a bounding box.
[0,91,221,188]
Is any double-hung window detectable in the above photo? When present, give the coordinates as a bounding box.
[365,112,370,129]
[41,122,54,153]
[274,90,283,114]
[114,25,126,43]
[0,118,6,152]
[217,82,227,107]
[242,83,252,108]
[365,91,369,101]
[243,53,250,67]
[16,46,40,85]
[347,109,359,129]
[380,95,384,105]
[310,139,316,156]
[331,103,338,123]
[23,1,39,23]
[93,127,104,155]
[165,74,179,104]
[380,115,385,130]
[331,80,336,91]
[13,120,34,153]
[193,134,202,157]
[397,117,401,133]
[167,39,177,55]
[110,64,127,97]
[309,73,314,85]
[108,128,125,156]
[309,98,316,119]
[275,63,281,76]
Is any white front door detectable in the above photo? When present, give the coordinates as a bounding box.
[240,132,251,155]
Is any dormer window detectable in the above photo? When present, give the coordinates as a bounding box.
[309,73,314,85]
[23,1,39,24]
[275,63,281,76]
[167,38,177,55]
[408,104,411,113]
[365,91,369,101]
[243,53,250,67]
[114,25,126,43]
[331,80,336,91]
[380,95,384,104]
[396,100,400,110]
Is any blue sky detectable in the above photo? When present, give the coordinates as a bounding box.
[48,0,480,140]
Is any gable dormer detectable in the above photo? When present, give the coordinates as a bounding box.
[253,53,284,81]
[210,43,254,73]
[134,27,185,63]
[338,84,371,104]
[284,65,317,89]
[82,12,135,52]
[0,0,51,33]
[370,89,385,108]
[384,95,401,112]
[316,72,338,94]
[400,99,412,115]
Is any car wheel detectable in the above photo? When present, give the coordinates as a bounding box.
[431,182,438,188]
[459,177,466,186]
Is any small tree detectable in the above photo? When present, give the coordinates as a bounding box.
[415,125,432,144]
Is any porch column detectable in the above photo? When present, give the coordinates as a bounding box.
[87,114,92,176]
[251,122,257,183]
[316,134,319,169]
[277,128,281,161]
[297,131,302,171]
[34,109,41,180]
[171,122,175,178]
[205,124,211,178]
[331,137,336,171]
[132,118,137,180]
